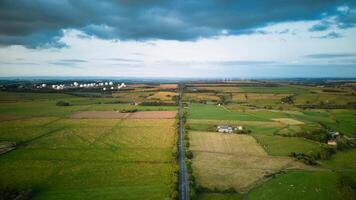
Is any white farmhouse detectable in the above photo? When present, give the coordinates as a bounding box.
[217,125,233,133]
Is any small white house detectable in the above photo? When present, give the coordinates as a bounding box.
[217,125,233,133]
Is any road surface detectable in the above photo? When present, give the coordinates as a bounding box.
[178,84,189,200]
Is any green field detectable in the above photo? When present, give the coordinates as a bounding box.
[185,82,356,200]
[198,193,243,200]
[0,91,178,199]
[1,81,356,200]
[247,171,340,200]
[253,134,322,156]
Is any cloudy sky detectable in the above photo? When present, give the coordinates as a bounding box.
[0,0,356,78]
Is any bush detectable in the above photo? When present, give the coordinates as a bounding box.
[186,150,193,159]
[295,129,329,143]
[318,145,336,160]
[120,108,138,113]
[290,152,318,165]
[56,101,71,106]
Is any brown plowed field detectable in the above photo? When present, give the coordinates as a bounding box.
[70,111,177,119]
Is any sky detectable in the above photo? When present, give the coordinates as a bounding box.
[0,0,356,78]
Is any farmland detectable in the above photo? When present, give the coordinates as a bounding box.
[0,84,179,200]
[0,80,355,200]
[183,81,356,200]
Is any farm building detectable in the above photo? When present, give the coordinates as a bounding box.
[217,125,233,133]
[327,131,340,146]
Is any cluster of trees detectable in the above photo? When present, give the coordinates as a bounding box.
[119,108,138,113]
[55,101,71,106]
[281,95,294,104]
[290,145,336,165]
[295,129,330,143]
[181,111,199,199]
[218,93,232,105]
[195,185,237,194]
[169,116,180,200]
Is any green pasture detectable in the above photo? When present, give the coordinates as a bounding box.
[0,92,177,200]
[247,171,341,200]
[252,134,321,156]
[198,193,243,200]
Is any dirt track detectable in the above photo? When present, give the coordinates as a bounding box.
[70,111,177,119]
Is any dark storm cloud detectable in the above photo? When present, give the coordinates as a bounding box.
[0,0,353,48]
[318,31,344,39]
[306,53,356,58]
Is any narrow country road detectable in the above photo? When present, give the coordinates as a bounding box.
[178,83,189,200]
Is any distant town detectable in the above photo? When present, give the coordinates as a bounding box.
[35,82,126,91]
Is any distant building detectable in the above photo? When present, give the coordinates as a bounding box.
[217,125,233,133]
[328,131,340,146]
[327,140,337,146]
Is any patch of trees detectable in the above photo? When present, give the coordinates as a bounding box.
[281,95,294,104]
[236,130,251,134]
[289,152,318,165]
[182,112,199,199]
[290,145,336,165]
[195,185,237,194]
[218,93,232,105]
[55,101,71,106]
[169,119,180,200]
[295,129,330,143]
[119,108,138,113]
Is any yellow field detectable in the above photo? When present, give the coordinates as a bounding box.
[190,131,309,193]
[159,84,177,89]
[272,118,304,125]
[147,91,178,101]
[183,93,220,101]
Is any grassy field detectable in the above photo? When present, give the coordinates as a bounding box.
[247,171,340,200]
[189,131,307,193]
[188,103,272,121]
[185,82,356,200]
[252,134,322,156]
[0,92,178,199]
[198,193,243,200]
